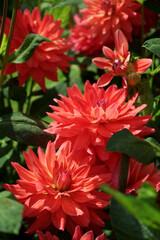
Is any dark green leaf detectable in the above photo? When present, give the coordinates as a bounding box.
[101,183,160,230]
[30,81,67,118]
[144,0,160,14]
[111,198,160,240]
[143,38,160,58]
[0,146,14,168]
[106,129,160,164]
[0,112,54,147]
[0,197,23,234]
[8,34,51,64]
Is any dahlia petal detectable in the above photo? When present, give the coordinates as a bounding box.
[90,210,105,227]
[83,176,99,192]
[11,162,36,182]
[96,233,107,240]
[52,207,66,231]
[23,148,38,171]
[31,68,46,92]
[3,184,28,198]
[62,197,84,216]
[71,191,95,203]
[31,7,41,26]
[73,133,91,150]
[97,125,112,138]
[4,63,17,75]
[92,57,112,69]
[72,225,83,240]
[114,29,129,57]
[103,46,115,59]
[17,180,38,193]
[71,204,90,227]
[132,59,152,73]
[97,72,113,87]
[45,141,56,175]
[23,194,47,217]
[105,103,119,120]
[72,165,90,179]
[26,210,51,234]
[119,93,138,116]
[18,72,30,86]
[44,195,61,212]
[81,231,94,240]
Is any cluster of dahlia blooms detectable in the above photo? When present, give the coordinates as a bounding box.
[3,3,160,240]
[4,7,72,91]
[4,78,160,238]
[69,0,157,56]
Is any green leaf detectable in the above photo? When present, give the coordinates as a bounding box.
[111,198,160,240]
[143,38,160,58]
[0,34,8,57]
[0,112,54,147]
[106,129,160,164]
[8,34,51,64]
[48,5,71,27]
[0,146,14,168]
[0,197,23,234]
[0,191,11,198]
[30,81,67,118]
[101,183,160,230]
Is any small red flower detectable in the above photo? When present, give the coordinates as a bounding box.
[4,141,110,234]
[4,7,72,91]
[46,80,154,161]
[92,30,152,87]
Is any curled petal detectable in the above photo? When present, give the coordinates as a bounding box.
[132,58,152,73]
[114,29,129,57]
[97,73,113,87]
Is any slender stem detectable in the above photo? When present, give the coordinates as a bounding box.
[26,79,34,114]
[38,0,42,9]
[0,0,8,48]
[0,0,19,87]
[118,153,130,193]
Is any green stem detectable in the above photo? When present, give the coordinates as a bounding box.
[0,0,19,87]
[118,153,130,193]
[0,0,8,48]
[26,79,34,114]
[38,0,42,9]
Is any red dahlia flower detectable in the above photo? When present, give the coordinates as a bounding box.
[108,157,160,194]
[69,0,143,56]
[4,141,111,234]
[4,7,72,91]
[92,30,152,87]
[37,225,107,240]
[46,81,154,161]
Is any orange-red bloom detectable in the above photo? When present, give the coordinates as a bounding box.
[108,157,160,194]
[69,0,143,56]
[92,30,152,87]
[37,225,107,240]
[46,81,154,161]
[4,141,111,234]
[4,7,72,91]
